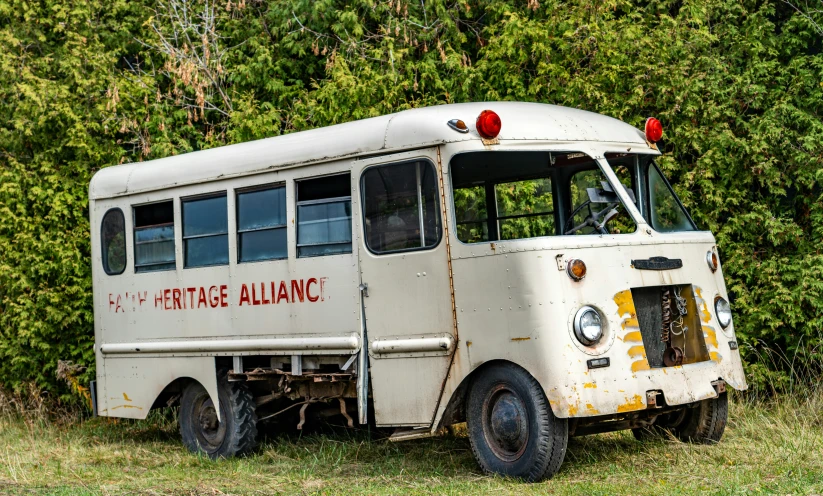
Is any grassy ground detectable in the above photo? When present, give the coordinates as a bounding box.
[0,393,821,495]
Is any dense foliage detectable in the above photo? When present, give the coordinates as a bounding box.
[0,0,821,398]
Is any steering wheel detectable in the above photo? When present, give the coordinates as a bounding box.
[564,200,621,235]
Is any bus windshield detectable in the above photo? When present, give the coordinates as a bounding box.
[605,153,697,233]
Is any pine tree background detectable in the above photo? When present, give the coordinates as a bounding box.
[0,0,821,401]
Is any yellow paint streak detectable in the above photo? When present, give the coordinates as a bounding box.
[627,345,646,358]
[568,403,579,416]
[613,290,636,318]
[631,359,651,372]
[123,392,132,402]
[617,394,645,413]
[703,326,718,348]
[623,331,643,343]
[621,317,639,330]
[585,403,599,415]
[583,382,597,389]
[711,351,722,363]
[511,337,531,342]
[111,404,142,410]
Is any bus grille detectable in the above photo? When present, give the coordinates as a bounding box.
[630,285,709,368]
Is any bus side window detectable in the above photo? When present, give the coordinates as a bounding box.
[361,160,441,254]
[182,193,229,268]
[101,208,126,275]
[236,185,287,262]
[296,174,352,257]
[134,201,176,272]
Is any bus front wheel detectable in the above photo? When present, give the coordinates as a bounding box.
[466,363,568,482]
[672,392,728,444]
[179,372,258,459]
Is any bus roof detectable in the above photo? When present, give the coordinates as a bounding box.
[89,102,648,200]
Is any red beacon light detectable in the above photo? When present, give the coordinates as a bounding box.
[476,110,502,139]
[645,117,663,143]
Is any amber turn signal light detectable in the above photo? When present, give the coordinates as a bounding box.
[567,259,587,281]
[706,249,718,272]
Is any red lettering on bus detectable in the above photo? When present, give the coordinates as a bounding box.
[291,279,305,303]
[220,285,228,307]
[208,286,219,308]
[251,283,260,305]
[260,282,270,304]
[138,291,147,307]
[198,287,207,308]
[239,284,251,306]
[271,281,277,305]
[277,281,290,304]
[187,287,196,308]
[320,277,328,301]
[109,294,115,311]
[155,292,163,308]
[163,289,172,310]
[306,278,319,302]
[115,294,124,313]
[172,289,181,310]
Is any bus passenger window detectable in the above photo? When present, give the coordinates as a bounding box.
[237,185,287,262]
[362,160,440,254]
[182,194,229,268]
[296,174,352,257]
[101,208,126,275]
[133,201,176,272]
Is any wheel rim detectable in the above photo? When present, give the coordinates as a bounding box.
[482,384,529,461]
[193,395,226,451]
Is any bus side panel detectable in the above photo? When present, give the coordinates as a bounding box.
[96,356,218,420]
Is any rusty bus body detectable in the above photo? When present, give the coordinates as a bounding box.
[89,102,746,480]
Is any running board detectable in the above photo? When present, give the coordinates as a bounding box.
[388,427,438,442]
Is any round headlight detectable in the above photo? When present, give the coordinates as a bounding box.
[574,306,603,346]
[715,296,732,329]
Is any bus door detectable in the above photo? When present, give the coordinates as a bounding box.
[353,148,456,427]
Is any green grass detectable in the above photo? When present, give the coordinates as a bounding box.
[0,394,822,495]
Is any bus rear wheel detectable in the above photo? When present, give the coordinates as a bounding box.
[179,373,258,459]
[466,363,568,482]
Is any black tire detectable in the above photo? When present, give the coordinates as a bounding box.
[179,372,258,459]
[466,363,568,482]
[672,392,728,444]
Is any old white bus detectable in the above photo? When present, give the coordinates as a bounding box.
[89,102,746,481]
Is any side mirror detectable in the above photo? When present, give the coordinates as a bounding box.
[587,181,636,205]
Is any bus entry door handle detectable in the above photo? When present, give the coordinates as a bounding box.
[358,283,369,297]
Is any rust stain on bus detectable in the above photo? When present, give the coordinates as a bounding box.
[511,337,531,342]
[617,394,645,413]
